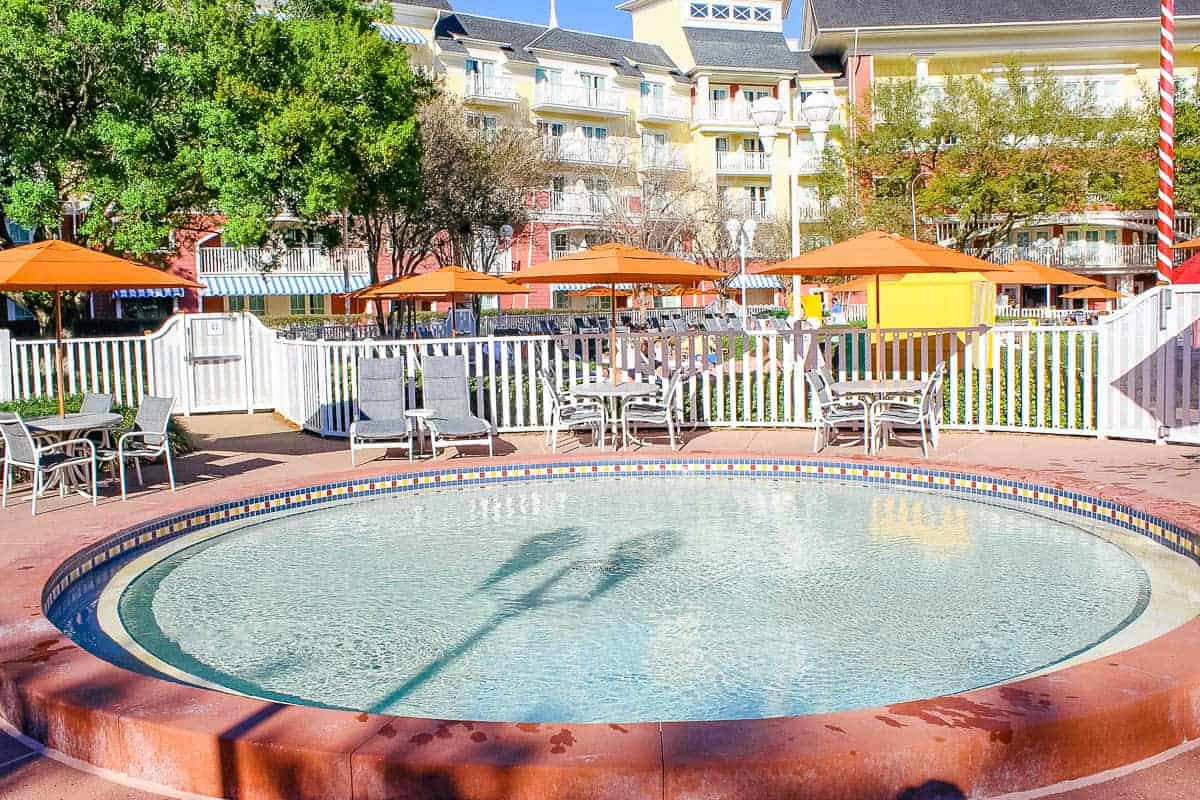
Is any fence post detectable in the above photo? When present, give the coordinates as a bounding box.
[0,328,12,403]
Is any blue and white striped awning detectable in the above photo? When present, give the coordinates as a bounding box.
[374,23,427,45]
[112,287,187,299]
[202,274,370,297]
[726,273,783,290]
[554,283,638,292]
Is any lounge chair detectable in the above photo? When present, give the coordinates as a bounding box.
[349,358,413,467]
[97,396,178,500]
[0,412,98,515]
[420,355,496,457]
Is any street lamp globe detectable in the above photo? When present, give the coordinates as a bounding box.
[751,95,784,142]
[743,217,758,244]
[801,91,837,152]
[499,224,514,241]
[724,218,742,242]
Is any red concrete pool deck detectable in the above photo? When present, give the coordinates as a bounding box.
[3,415,1200,800]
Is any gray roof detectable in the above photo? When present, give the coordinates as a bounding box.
[682,27,826,75]
[434,13,684,78]
[397,0,453,10]
[809,1,1200,29]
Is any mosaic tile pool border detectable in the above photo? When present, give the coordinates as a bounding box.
[42,457,1200,614]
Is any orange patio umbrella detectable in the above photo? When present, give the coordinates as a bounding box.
[1060,286,1125,301]
[355,265,530,336]
[983,260,1101,287]
[1175,238,1200,250]
[762,231,1009,369]
[511,243,727,382]
[0,240,203,416]
[569,286,634,298]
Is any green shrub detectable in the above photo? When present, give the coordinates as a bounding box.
[0,394,195,456]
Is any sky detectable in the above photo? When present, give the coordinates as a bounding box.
[448,1,805,39]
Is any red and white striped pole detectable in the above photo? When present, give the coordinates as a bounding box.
[1158,0,1177,284]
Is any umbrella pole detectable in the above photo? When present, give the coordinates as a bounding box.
[450,293,456,338]
[55,289,66,418]
[874,273,884,380]
[610,283,619,385]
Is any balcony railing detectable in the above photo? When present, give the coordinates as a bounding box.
[533,83,626,114]
[542,137,628,167]
[700,100,754,125]
[729,199,772,220]
[973,243,1157,271]
[716,150,772,175]
[548,191,616,216]
[792,155,823,175]
[197,247,371,275]
[639,96,689,122]
[795,204,826,222]
[463,75,518,104]
[640,145,687,171]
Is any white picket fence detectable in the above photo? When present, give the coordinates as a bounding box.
[996,306,1076,320]
[4,307,1195,444]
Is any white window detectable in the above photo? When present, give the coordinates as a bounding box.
[582,125,608,140]
[537,121,565,138]
[690,2,708,17]
[754,6,772,22]
[733,6,751,21]
[712,4,731,19]
[535,67,563,85]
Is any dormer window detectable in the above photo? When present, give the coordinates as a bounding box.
[690,2,707,17]
[754,7,772,21]
[733,6,751,21]
[688,3,775,25]
[712,4,731,19]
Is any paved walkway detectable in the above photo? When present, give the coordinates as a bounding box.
[2,414,1200,799]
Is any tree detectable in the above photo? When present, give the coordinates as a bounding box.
[847,63,1143,252]
[419,97,548,276]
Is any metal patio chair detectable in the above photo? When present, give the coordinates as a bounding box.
[0,412,99,515]
[806,368,869,454]
[97,396,177,500]
[540,368,606,452]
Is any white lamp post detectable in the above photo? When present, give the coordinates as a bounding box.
[801,91,837,153]
[725,217,758,324]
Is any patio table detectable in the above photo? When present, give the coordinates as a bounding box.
[830,380,926,454]
[573,381,659,449]
[27,412,124,495]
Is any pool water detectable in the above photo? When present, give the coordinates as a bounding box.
[116,477,1150,723]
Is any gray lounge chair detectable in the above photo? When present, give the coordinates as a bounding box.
[97,396,177,500]
[349,358,413,466]
[420,355,495,457]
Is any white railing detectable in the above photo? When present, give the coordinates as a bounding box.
[547,191,618,216]
[702,100,754,124]
[543,137,628,166]
[639,96,690,121]
[729,199,772,220]
[4,320,1113,441]
[845,303,868,322]
[716,150,772,174]
[795,204,826,222]
[197,247,371,276]
[973,243,1157,270]
[793,155,823,175]
[463,75,518,103]
[641,145,687,171]
[533,83,625,114]
[995,306,1077,320]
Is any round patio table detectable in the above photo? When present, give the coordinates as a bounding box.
[27,412,124,495]
[572,381,659,449]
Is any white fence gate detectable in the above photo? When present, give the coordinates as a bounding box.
[1098,285,1200,445]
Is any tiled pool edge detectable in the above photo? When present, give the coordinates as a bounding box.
[4,454,1200,800]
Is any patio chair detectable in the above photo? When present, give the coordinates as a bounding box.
[806,368,869,454]
[540,368,606,452]
[869,369,941,458]
[349,358,413,467]
[1,412,99,515]
[621,368,695,451]
[420,355,496,457]
[81,393,113,414]
[97,396,177,500]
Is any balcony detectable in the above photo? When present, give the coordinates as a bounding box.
[547,191,618,217]
[694,100,756,130]
[639,96,690,123]
[532,84,626,117]
[792,155,823,176]
[795,204,826,223]
[197,247,371,275]
[542,137,629,167]
[716,150,772,176]
[729,199,772,220]
[463,75,519,106]
[640,145,687,171]
[975,243,1157,274]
